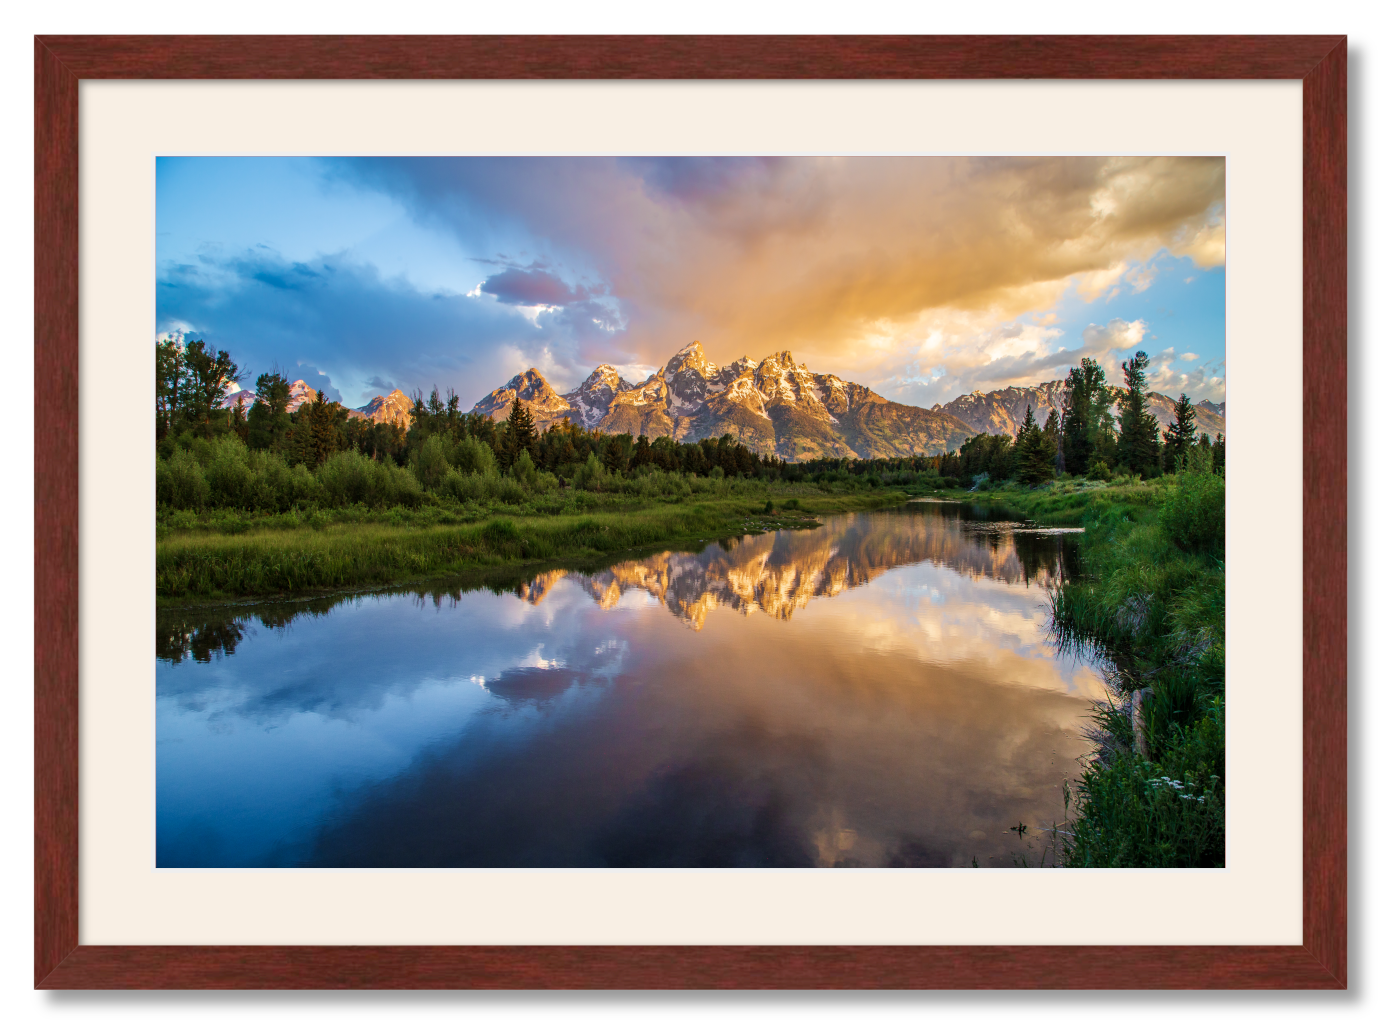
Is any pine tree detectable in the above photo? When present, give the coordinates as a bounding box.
[308,387,338,466]
[1015,405,1054,485]
[506,399,537,463]
[1116,351,1162,478]
[1163,392,1198,472]
[1059,357,1112,476]
[247,371,292,451]
[1040,405,1060,475]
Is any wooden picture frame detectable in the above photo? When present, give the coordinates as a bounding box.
[34,34,1347,989]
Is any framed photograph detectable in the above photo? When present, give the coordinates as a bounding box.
[35,35,1346,989]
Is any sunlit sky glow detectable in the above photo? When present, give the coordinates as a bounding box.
[156,156,1225,409]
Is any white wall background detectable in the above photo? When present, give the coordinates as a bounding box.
[0,1,1374,1020]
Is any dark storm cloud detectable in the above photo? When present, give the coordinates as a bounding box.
[480,266,585,306]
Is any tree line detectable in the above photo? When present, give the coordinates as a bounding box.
[924,352,1224,487]
[157,337,1224,500]
[155,337,777,489]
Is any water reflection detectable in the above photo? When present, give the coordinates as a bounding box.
[156,502,1096,868]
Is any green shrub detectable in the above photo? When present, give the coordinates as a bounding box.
[413,434,451,491]
[316,449,423,509]
[450,435,497,475]
[1159,469,1225,555]
[204,438,257,508]
[574,452,608,491]
[158,447,210,509]
[1086,459,1112,482]
[511,449,539,488]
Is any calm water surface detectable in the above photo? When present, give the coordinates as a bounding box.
[156,502,1096,867]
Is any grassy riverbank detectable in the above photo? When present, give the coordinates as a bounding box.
[963,473,1226,867]
[156,489,909,602]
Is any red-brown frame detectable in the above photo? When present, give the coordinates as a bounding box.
[34,34,1347,990]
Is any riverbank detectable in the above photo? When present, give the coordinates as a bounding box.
[960,474,1227,867]
[156,490,910,603]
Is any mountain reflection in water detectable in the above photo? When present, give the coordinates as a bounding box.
[156,502,1097,868]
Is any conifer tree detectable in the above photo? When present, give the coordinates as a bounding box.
[247,371,292,451]
[1040,405,1060,475]
[1163,392,1198,472]
[1015,405,1054,485]
[505,399,537,464]
[1059,357,1113,476]
[308,387,338,466]
[1116,351,1162,478]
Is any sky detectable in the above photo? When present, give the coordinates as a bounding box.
[156,156,1226,410]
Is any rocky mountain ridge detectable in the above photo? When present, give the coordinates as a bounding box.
[219,380,415,428]
[470,341,974,461]
[935,382,1227,440]
[349,388,414,428]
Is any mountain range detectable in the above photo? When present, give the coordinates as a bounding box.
[937,383,1227,441]
[221,381,415,427]
[468,341,1226,461]
[472,342,975,461]
[214,344,1225,461]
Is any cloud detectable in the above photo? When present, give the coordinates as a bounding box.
[155,248,612,406]
[1145,351,1225,402]
[1180,353,1199,362]
[480,267,585,306]
[1125,263,1158,294]
[877,315,1161,409]
[166,157,1226,410]
[1076,262,1128,302]
[331,156,1226,383]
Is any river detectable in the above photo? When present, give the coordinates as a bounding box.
[156,500,1097,868]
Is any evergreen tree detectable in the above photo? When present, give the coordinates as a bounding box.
[1116,351,1162,478]
[1212,433,1226,475]
[505,399,537,464]
[1059,357,1113,476]
[1040,405,1060,475]
[247,371,292,451]
[1015,405,1054,485]
[601,434,631,475]
[1163,392,1198,471]
[308,387,338,466]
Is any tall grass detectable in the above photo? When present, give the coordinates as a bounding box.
[973,469,1227,867]
[156,491,904,600]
